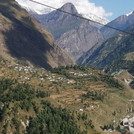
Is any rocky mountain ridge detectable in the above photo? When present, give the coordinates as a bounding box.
[101,11,134,39]
[33,3,104,60]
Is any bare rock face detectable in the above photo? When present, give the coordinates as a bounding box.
[0,0,75,70]
[33,3,103,61]
[57,21,103,60]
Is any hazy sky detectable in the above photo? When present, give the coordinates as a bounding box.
[16,0,134,21]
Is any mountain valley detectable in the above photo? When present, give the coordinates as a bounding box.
[78,25,134,74]
[0,0,134,134]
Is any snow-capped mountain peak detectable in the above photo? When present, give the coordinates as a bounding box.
[82,13,109,25]
[126,11,134,16]
[20,5,52,15]
[16,0,109,25]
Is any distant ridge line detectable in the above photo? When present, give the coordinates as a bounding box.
[29,0,134,36]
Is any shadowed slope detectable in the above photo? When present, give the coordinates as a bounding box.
[0,0,74,70]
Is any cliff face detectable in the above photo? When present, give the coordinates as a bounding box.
[56,21,103,60]
[33,3,103,61]
[0,0,75,70]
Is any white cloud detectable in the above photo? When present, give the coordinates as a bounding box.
[16,0,112,19]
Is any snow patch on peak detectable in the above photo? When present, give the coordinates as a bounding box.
[82,13,109,25]
[21,5,52,15]
[16,0,111,25]
[126,11,134,16]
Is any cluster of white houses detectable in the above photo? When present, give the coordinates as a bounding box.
[8,64,95,85]
[40,75,75,84]
[8,64,35,74]
[9,64,76,84]
[69,72,93,77]
[14,65,35,74]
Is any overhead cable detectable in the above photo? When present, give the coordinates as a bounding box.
[29,0,134,36]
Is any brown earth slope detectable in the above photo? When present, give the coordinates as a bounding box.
[0,0,75,70]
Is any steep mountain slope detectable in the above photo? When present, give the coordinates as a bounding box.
[0,0,74,70]
[33,3,80,39]
[101,11,134,39]
[33,3,104,60]
[78,25,134,72]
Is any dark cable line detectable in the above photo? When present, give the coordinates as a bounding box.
[29,0,134,36]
